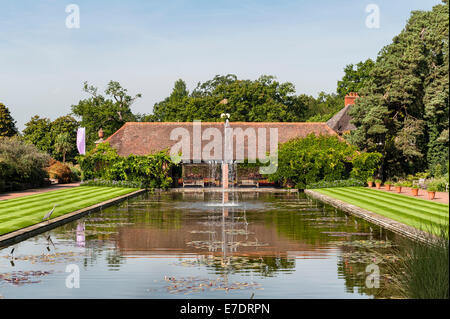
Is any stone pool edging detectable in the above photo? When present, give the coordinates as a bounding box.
[0,189,147,248]
[304,189,437,244]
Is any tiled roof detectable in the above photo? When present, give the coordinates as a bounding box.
[326,105,356,134]
[106,122,338,159]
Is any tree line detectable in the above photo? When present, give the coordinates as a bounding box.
[0,1,448,180]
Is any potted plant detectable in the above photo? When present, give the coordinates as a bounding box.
[427,182,438,200]
[395,182,403,193]
[375,179,382,189]
[367,177,374,187]
[384,180,393,191]
[411,185,419,196]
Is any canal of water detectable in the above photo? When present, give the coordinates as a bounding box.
[0,191,412,298]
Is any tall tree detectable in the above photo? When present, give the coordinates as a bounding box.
[151,75,308,122]
[51,115,79,162]
[22,115,53,154]
[337,59,375,98]
[347,1,449,177]
[54,133,73,163]
[0,103,18,137]
[71,81,142,149]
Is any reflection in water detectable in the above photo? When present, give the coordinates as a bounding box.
[0,192,412,298]
[76,222,85,248]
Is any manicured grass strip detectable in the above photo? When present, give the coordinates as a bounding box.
[338,187,449,218]
[0,187,107,208]
[354,187,449,210]
[0,187,119,220]
[0,186,138,236]
[314,187,448,234]
[324,188,448,223]
[0,187,113,215]
[319,188,445,226]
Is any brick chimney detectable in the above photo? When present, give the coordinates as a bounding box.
[344,92,359,106]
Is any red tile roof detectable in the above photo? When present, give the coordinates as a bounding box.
[106,122,338,159]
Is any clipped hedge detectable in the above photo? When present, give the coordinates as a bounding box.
[306,179,365,189]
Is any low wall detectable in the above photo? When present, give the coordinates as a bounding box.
[304,189,436,244]
[0,189,147,248]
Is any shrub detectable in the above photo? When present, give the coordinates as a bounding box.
[385,180,393,185]
[269,134,358,189]
[0,136,50,191]
[350,152,382,182]
[426,178,448,192]
[45,160,73,184]
[375,179,382,184]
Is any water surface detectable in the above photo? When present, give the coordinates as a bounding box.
[0,191,411,299]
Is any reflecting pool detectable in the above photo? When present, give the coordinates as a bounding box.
[0,191,412,299]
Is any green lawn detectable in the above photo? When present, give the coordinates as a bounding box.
[0,186,139,236]
[313,187,449,234]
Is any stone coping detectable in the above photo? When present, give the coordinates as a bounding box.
[304,189,438,244]
[0,189,147,248]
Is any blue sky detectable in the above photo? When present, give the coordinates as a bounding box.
[0,0,442,131]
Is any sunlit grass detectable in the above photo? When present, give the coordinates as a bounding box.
[0,186,138,236]
[313,187,449,234]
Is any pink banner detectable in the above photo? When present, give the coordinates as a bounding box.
[76,127,86,155]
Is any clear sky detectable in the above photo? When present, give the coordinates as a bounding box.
[0,0,442,131]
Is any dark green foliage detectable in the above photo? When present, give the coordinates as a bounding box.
[22,115,79,162]
[78,142,175,189]
[153,75,312,122]
[50,115,79,162]
[304,92,344,122]
[71,81,141,150]
[0,103,18,137]
[337,59,375,98]
[350,152,383,182]
[0,136,51,192]
[22,115,53,154]
[347,2,449,178]
[268,134,381,189]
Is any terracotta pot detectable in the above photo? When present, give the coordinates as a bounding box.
[368,181,373,187]
[395,186,402,193]
[411,188,419,196]
[427,191,436,200]
[375,183,381,189]
[385,184,391,191]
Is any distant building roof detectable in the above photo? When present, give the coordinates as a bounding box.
[326,105,356,134]
[106,122,337,159]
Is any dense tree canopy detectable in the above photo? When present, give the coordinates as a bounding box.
[0,103,18,137]
[347,1,449,178]
[337,59,375,98]
[71,81,141,149]
[22,115,79,162]
[152,75,315,122]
